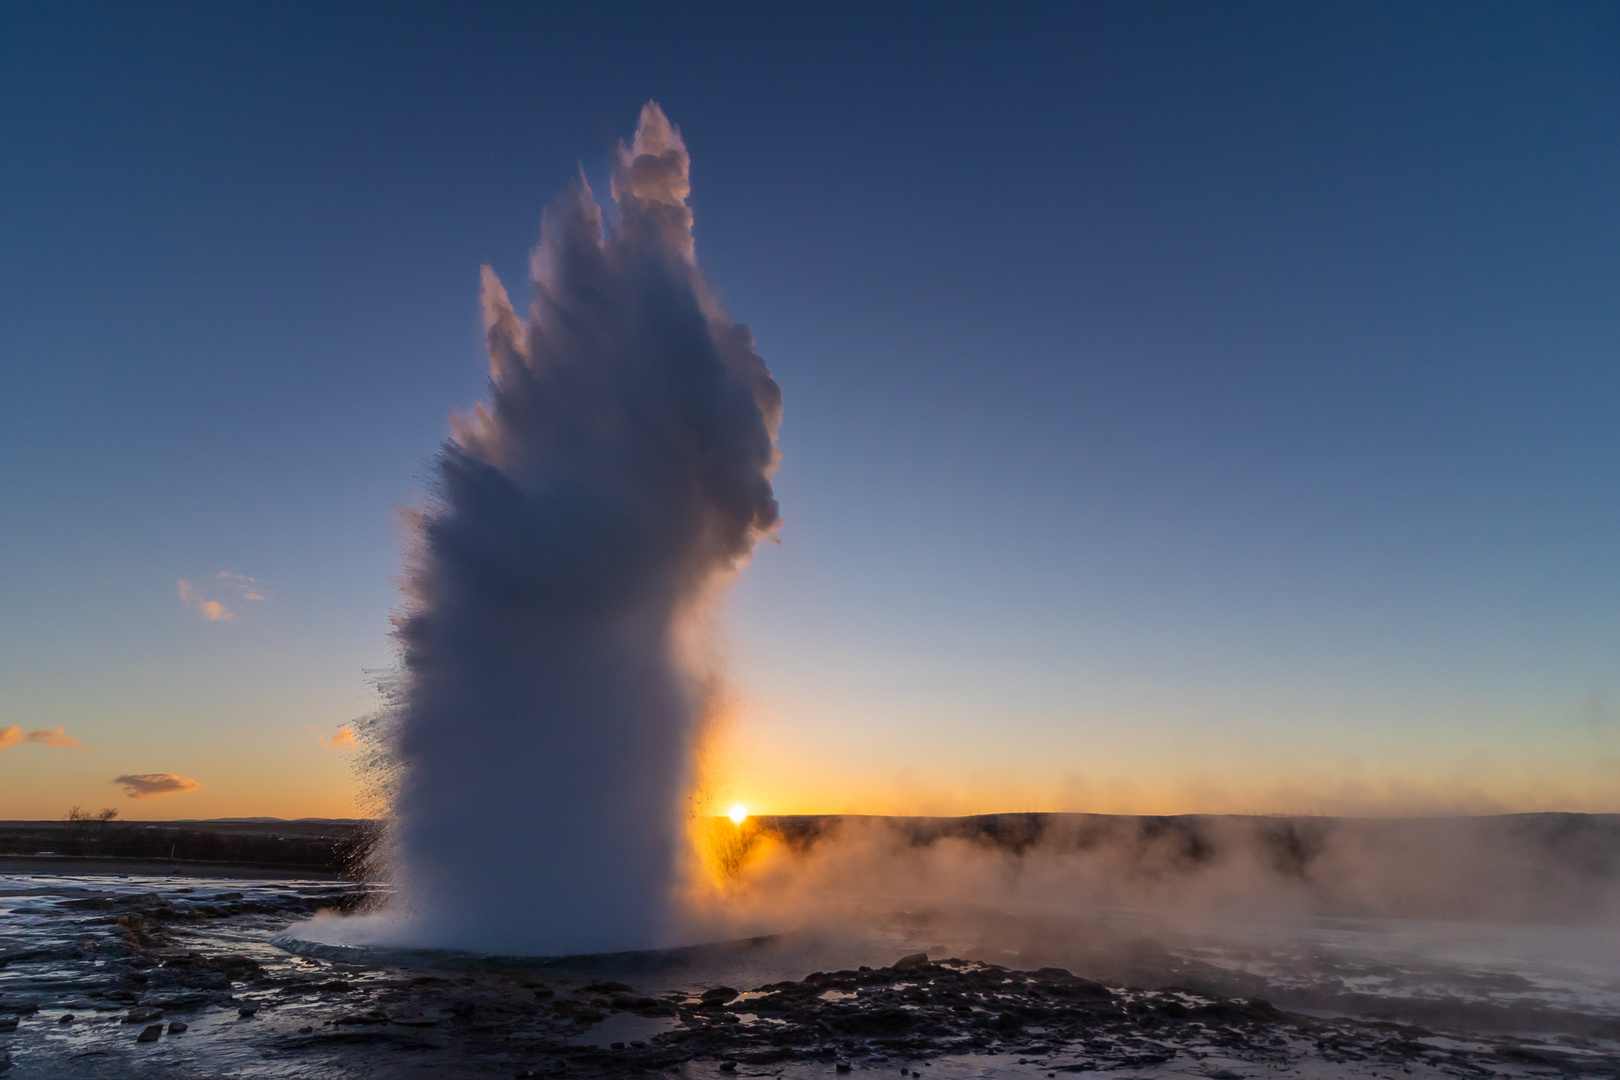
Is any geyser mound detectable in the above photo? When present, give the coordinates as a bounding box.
[376,103,780,956]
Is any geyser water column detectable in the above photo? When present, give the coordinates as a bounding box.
[388,103,781,956]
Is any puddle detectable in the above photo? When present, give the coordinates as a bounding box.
[569,1010,678,1047]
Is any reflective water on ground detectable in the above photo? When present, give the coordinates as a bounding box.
[3,866,1618,1078]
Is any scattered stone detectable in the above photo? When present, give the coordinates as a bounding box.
[719,1061,737,1072]
[334,1010,388,1025]
[58,1013,74,1024]
[238,1005,258,1017]
[123,1006,162,1024]
[700,986,739,1005]
[167,1020,187,1034]
[893,952,929,971]
[610,993,664,1012]
[581,980,633,995]
[214,955,261,979]
[136,1023,164,1042]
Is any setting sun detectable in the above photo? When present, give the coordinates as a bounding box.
[727,804,748,824]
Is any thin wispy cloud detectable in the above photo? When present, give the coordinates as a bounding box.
[177,571,269,622]
[215,570,267,602]
[0,725,80,750]
[113,773,201,799]
[320,726,358,751]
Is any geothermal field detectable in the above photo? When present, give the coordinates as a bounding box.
[3,812,1620,1077]
[5,15,1619,1078]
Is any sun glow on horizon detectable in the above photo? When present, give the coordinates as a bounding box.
[727,803,749,824]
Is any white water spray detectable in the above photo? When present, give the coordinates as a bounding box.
[379,103,780,955]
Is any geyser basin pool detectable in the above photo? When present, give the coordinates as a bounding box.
[373,101,782,958]
[276,918,793,980]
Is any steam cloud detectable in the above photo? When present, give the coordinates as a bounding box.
[114,772,201,799]
[712,814,1620,934]
[0,725,79,750]
[384,103,780,955]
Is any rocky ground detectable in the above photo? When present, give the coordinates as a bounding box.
[4,874,1620,1078]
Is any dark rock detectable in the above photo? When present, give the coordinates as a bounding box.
[167,1020,188,1034]
[581,981,633,995]
[335,1010,389,1025]
[610,994,662,1011]
[827,1007,915,1036]
[893,952,929,971]
[152,991,214,1009]
[136,1023,164,1042]
[212,955,261,978]
[701,986,740,1005]
[58,1014,74,1024]
[719,1062,737,1072]
[124,1006,162,1024]
[238,1005,258,1017]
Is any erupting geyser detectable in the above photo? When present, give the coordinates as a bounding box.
[385,103,781,955]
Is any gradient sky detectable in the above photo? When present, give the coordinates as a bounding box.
[2,2,1617,820]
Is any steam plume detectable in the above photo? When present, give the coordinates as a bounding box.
[386,103,780,955]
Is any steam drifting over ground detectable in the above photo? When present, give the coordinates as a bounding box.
[375,103,781,956]
[699,812,1620,941]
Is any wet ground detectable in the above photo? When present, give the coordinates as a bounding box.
[3,866,1619,1078]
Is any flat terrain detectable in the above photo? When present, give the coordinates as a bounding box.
[2,869,1616,1078]
[0,820,371,873]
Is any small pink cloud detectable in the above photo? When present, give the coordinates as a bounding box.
[178,579,235,621]
[0,725,80,750]
[114,773,202,799]
[320,726,358,751]
[177,571,270,622]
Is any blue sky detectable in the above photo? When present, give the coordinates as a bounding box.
[2,1,1617,817]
